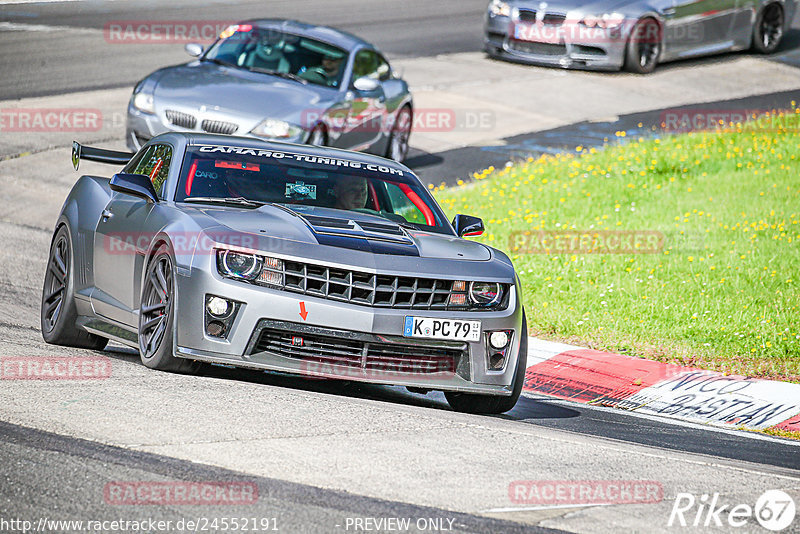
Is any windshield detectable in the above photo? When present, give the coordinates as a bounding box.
[177,144,453,234]
[204,26,348,88]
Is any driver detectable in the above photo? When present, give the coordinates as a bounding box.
[334,176,368,210]
[320,54,344,86]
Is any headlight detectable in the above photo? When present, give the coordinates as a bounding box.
[218,250,262,280]
[469,281,502,307]
[250,118,304,139]
[216,250,285,286]
[489,0,511,17]
[132,91,155,114]
[581,13,625,28]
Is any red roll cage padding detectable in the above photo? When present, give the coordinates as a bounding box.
[185,160,198,196]
[367,181,380,211]
[149,158,163,182]
[396,182,435,226]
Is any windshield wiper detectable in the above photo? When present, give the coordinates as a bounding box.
[245,66,308,85]
[183,196,266,208]
[203,57,238,69]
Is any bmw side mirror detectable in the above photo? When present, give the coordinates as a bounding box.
[353,76,380,92]
[452,214,484,237]
[185,43,204,57]
[110,173,159,203]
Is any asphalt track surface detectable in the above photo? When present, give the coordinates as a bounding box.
[0,0,490,99]
[2,1,800,531]
[0,421,549,534]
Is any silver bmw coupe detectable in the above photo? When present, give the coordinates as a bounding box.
[127,20,413,161]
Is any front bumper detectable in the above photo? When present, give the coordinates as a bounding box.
[173,252,524,396]
[485,13,627,70]
[125,103,306,152]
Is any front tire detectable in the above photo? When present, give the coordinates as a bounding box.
[138,246,196,373]
[307,124,327,146]
[445,313,528,414]
[386,106,412,163]
[752,3,784,54]
[624,18,661,74]
[41,225,107,350]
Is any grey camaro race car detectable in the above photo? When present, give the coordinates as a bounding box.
[484,0,796,72]
[41,133,527,414]
[127,20,414,162]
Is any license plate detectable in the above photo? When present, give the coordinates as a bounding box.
[513,22,564,43]
[403,317,481,342]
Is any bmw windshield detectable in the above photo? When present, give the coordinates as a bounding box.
[177,144,453,234]
[203,25,348,88]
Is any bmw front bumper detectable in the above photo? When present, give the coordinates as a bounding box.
[126,103,307,152]
[485,13,627,70]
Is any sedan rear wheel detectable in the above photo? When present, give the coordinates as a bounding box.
[752,3,784,53]
[624,18,661,74]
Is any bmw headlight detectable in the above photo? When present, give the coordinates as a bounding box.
[132,90,155,114]
[488,0,511,17]
[250,118,304,139]
[469,281,502,307]
[217,250,263,280]
[581,12,626,28]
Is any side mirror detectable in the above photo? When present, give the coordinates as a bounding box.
[452,214,484,237]
[110,173,159,203]
[185,43,204,57]
[353,76,380,92]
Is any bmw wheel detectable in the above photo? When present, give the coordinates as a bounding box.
[752,3,784,53]
[41,225,108,349]
[307,125,327,146]
[445,312,528,414]
[386,106,412,163]
[624,18,661,74]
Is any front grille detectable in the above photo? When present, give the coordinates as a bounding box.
[165,109,197,129]
[282,260,456,309]
[201,119,238,135]
[251,327,461,375]
[517,8,537,22]
[509,39,567,56]
[542,13,566,25]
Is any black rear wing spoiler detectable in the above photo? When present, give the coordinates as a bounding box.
[72,141,135,171]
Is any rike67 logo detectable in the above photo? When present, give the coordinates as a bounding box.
[668,490,796,531]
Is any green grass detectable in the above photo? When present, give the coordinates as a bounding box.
[434,109,800,382]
